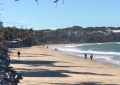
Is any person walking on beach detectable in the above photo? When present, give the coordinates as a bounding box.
[47,46,48,49]
[17,51,20,59]
[85,53,87,60]
[90,54,93,60]
[55,48,58,51]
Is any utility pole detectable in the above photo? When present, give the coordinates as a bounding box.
[21,25,26,40]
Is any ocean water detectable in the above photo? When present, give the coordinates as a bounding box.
[52,42,120,66]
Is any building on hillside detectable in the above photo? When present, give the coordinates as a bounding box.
[66,30,74,36]
[73,31,85,36]
[112,30,120,35]
[0,22,3,28]
[0,22,4,39]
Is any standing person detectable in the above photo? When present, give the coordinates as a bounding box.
[17,51,20,59]
[55,48,57,51]
[90,54,93,60]
[85,53,87,60]
[47,46,48,49]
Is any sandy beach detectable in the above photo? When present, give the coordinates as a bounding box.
[9,44,120,85]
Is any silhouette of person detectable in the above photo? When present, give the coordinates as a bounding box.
[17,51,20,59]
[55,48,57,51]
[85,53,87,60]
[90,54,93,60]
[47,46,48,49]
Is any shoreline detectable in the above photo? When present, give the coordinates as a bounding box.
[10,44,120,85]
[51,43,120,67]
[51,44,120,67]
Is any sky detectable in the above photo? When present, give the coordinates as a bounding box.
[0,0,120,30]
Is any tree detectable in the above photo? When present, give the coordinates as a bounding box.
[14,0,64,6]
[15,0,64,4]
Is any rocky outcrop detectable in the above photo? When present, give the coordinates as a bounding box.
[0,45,23,85]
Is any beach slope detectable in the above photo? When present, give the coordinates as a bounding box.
[10,45,120,85]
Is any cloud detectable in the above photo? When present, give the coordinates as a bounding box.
[21,20,27,22]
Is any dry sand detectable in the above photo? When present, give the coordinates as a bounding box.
[9,44,120,85]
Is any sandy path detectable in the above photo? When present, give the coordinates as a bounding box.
[9,45,120,85]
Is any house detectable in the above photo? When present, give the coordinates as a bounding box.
[112,30,120,35]
[0,22,4,40]
[0,22,3,28]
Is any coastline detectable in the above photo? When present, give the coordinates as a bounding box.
[53,44,120,66]
[51,43,120,67]
[10,44,120,85]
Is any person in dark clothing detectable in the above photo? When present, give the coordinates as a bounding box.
[17,51,20,59]
[90,54,93,60]
[85,53,87,60]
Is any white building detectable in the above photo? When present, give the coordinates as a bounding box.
[0,22,3,28]
[0,22,4,39]
[112,30,120,33]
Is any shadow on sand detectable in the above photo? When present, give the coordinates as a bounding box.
[10,59,114,78]
[10,60,59,66]
[11,53,53,57]
[49,82,117,85]
[22,54,52,57]
[11,68,114,78]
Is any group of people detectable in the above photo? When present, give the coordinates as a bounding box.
[16,48,93,61]
[43,45,48,49]
[85,53,93,60]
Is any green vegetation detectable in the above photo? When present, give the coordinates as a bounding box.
[2,26,120,45]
